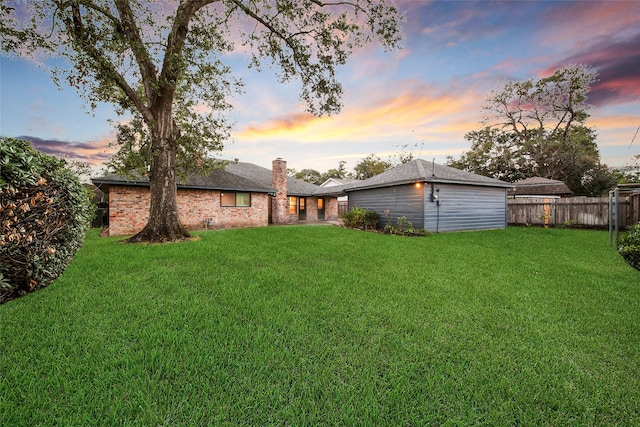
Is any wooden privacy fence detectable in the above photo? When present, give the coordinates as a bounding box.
[508,197,632,228]
[338,201,348,216]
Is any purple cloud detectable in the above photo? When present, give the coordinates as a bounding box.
[12,135,115,165]
[546,33,640,107]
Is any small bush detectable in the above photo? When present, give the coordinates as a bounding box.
[341,206,380,230]
[1,138,93,303]
[384,210,429,237]
[618,222,640,271]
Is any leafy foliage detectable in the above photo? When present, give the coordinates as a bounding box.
[615,154,640,184]
[383,210,429,236]
[292,143,423,185]
[619,222,640,271]
[291,161,351,185]
[353,154,392,180]
[447,65,618,196]
[1,2,402,242]
[292,168,324,185]
[0,138,93,303]
[341,206,380,230]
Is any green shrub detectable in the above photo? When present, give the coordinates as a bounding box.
[618,222,640,271]
[383,210,429,237]
[341,206,380,230]
[0,138,93,303]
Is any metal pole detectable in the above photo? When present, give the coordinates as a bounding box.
[615,188,620,248]
[609,190,613,246]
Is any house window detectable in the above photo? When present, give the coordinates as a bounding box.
[220,192,251,207]
[289,196,298,214]
[318,198,324,209]
[236,192,250,207]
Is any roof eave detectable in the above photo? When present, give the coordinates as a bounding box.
[345,177,514,192]
[91,178,275,194]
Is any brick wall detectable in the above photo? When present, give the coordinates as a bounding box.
[108,186,150,236]
[306,197,318,221]
[107,185,269,236]
[325,197,339,221]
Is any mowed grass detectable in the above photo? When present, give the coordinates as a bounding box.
[1,226,639,426]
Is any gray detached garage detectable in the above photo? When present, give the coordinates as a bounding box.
[345,159,514,232]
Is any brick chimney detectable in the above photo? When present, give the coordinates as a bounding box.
[272,158,289,224]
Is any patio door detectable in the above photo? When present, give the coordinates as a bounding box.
[298,197,306,220]
[318,198,325,220]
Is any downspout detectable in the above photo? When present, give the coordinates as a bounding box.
[436,189,440,233]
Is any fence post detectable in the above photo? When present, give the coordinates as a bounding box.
[544,198,550,228]
[615,188,620,247]
[609,191,613,245]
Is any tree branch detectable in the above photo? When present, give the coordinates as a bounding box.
[54,0,153,123]
[113,0,158,105]
[156,1,219,109]
[227,0,307,70]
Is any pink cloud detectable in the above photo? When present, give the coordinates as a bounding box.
[540,2,640,46]
[20,133,117,167]
[542,32,640,107]
[236,79,481,148]
[241,113,319,136]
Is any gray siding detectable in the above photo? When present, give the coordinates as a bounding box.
[348,184,424,228]
[348,183,508,232]
[424,183,507,232]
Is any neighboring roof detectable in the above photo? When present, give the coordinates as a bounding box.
[313,185,351,197]
[319,177,359,188]
[92,168,276,194]
[344,159,513,192]
[508,177,572,197]
[615,182,640,196]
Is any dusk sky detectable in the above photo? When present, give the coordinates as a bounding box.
[1,0,639,175]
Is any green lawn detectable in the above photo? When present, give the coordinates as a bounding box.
[1,226,639,426]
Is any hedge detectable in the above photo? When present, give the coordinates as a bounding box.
[1,138,93,303]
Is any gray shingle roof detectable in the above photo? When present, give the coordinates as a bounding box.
[92,160,324,196]
[345,159,513,191]
[92,159,512,197]
[92,168,275,194]
[508,177,572,196]
[512,177,566,186]
[320,177,359,187]
[225,161,320,196]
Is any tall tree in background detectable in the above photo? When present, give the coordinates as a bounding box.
[291,160,351,185]
[1,1,401,242]
[448,65,617,195]
[321,160,350,181]
[353,153,391,180]
[292,168,323,185]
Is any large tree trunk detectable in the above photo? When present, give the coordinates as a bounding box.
[126,110,191,243]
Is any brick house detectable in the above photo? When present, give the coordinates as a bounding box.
[92,158,341,236]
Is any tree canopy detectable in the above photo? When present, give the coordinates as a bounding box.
[290,160,350,185]
[1,1,402,242]
[353,153,392,180]
[447,65,618,196]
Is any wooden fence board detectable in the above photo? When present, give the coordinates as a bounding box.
[508,197,630,228]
